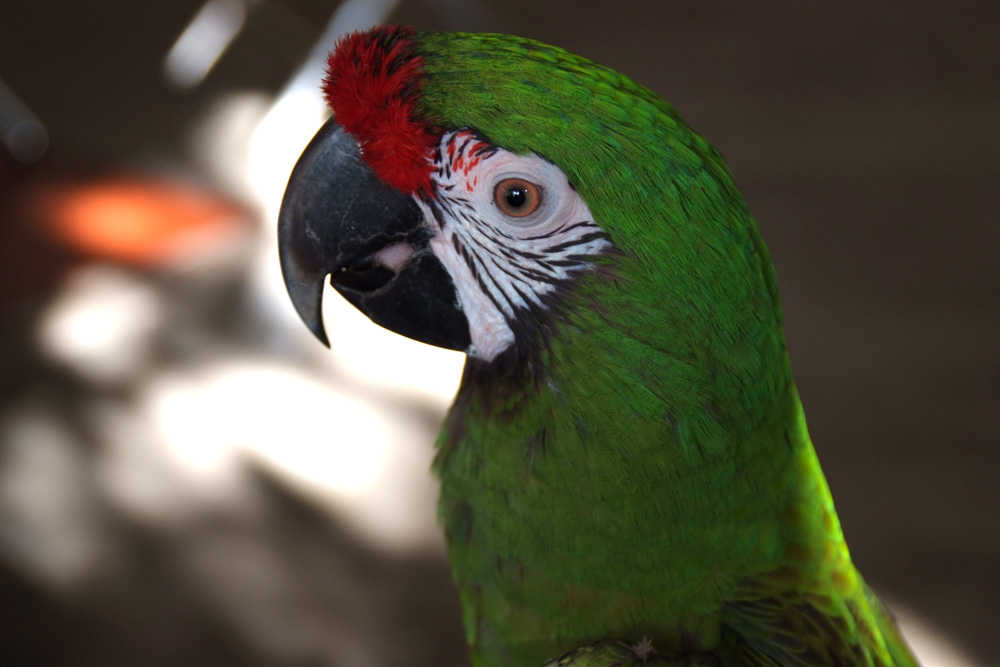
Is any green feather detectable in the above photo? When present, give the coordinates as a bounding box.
[544,639,719,666]
[404,31,918,666]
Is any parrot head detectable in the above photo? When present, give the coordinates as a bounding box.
[280,26,782,391]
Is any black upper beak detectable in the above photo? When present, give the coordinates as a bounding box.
[278,119,471,351]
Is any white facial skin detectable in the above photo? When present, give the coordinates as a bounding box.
[405,130,611,361]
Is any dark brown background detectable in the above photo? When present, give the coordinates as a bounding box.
[0,1,996,665]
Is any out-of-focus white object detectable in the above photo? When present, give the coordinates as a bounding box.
[0,404,106,588]
[248,0,402,219]
[37,265,164,386]
[890,599,981,667]
[319,288,466,404]
[123,356,444,550]
[164,0,248,92]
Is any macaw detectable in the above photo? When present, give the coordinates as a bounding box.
[277,25,919,667]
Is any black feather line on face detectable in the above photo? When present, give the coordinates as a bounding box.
[456,133,476,158]
[427,200,449,230]
[461,234,520,329]
[543,231,608,254]
[521,220,596,241]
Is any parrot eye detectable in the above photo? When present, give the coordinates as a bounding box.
[494,178,542,218]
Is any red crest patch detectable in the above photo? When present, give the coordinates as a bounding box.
[322,26,437,196]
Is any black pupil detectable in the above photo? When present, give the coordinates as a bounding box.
[505,186,527,208]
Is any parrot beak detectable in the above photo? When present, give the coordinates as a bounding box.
[278,119,471,351]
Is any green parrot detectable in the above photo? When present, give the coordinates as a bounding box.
[277,26,919,667]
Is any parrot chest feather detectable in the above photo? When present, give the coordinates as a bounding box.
[435,335,810,665]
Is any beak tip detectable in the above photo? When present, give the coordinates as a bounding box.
[310,321,331,348]
[282,268,331,348]
[295,295,332,348]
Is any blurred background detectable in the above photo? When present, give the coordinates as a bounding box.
[0,1,996,665]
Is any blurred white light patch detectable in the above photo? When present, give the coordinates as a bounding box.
[247,0,401,220]
[0,404,106,589]
[321,289,466,404]
[248,88,330,222]
[188,91,272,202]
[138,357,443,550]
[164,0,247,92]
[890,600,981,667]
[37,265,163,386]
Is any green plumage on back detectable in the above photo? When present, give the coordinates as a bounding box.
[413,32,917,667]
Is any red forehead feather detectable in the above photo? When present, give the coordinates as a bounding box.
[322,26,437,196]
